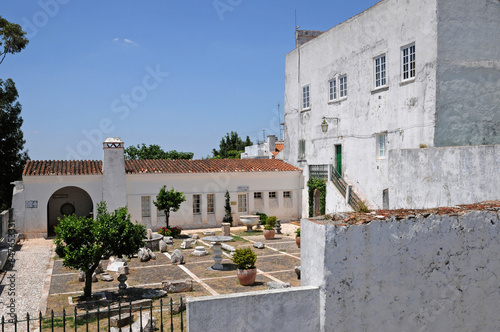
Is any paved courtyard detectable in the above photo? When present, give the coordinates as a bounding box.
[45,223,301,315]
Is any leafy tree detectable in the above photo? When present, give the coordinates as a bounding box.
[124,143,193,160]
[154,186,186,228]
[54,202,145,299]
[0,79,29,210]
[0,16,29,65]
[0,17,29,210]
[212,131,253,159]
[223,190,233,226]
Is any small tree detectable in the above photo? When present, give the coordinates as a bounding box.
[54,202,145,299]
[154,186,186,228]
[222,190,233,226]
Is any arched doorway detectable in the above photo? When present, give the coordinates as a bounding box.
[47,186,93,237]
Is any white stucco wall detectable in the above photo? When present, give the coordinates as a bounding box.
[283,0,439,210]
[126,171,302,230]
[389,144,500,209]
[302,210,500,331]
[187,286,320,332]
[12,175,102,238]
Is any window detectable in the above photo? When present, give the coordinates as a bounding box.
[141,196,151,217]
[283,191,291,198]
[254,192,262,199]
[377,133,387,159]
[328,79,337,101]
[302,85,310,109]
[339,75,347,98]
[298,139,306,160]
[207,193,215,214]
[193,194,201,214]
[374,54,387,88]
[269,192,277,198]
[401,44,416,81]
[238,194,247,213]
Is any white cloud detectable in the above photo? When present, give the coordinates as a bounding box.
[112,38,139,47]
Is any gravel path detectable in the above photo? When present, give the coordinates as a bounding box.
[0,239,54,320]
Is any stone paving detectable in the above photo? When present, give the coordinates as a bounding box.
[46,224,301,314]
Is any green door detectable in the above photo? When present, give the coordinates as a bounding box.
[335,145,342,177]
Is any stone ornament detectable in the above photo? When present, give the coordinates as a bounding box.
[171,249,185,265]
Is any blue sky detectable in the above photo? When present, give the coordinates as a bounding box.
[2,0,380,160]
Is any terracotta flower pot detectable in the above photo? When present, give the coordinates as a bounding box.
[296,236,301,248]
[237,268,257,286]
[263,229,275,240]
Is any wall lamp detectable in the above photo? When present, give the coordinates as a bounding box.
[321,117,339,133]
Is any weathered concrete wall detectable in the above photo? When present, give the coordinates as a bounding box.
[389,144,500,209]
[435,0,500,146]
[186,286,320,332]
[302,210,500,331]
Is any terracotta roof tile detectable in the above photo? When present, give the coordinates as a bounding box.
[23,159,300,176]
[23,160,103,176]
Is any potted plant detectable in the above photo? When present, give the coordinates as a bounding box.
[263,216,277,240]
[232,248,257,286]
[295,228,301,248]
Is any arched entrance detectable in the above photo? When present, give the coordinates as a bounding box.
[47,186,93,237]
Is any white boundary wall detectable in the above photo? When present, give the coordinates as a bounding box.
[302,210,500,331]
[186,286,320,332]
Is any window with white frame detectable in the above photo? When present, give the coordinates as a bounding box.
[193,194,201,214]
[238,194,247,213]
[374,54,387,88]
[283,191,291,198]
[377,133,387,159]
[339,75,347,98]
[328,79,337,101]
[401,44,416,81]
[269,192,277,199]
[302,85,310,109]
[207,193,215,214]
[141,196,151,218]
[298,139,306,160]
[254,192,262,199]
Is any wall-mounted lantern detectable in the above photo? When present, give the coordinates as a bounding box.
[321,117,339,133]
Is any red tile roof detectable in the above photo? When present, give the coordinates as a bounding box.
[23,160,103,176]
[23,159,300,176]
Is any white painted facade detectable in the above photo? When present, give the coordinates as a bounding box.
[282,0,500,213]
[241,135,282,160]
[12,138,303,238]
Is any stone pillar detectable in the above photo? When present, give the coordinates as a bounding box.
[222,223,231,236]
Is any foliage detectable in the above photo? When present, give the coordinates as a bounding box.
[357,201,370,213]
[54,202,145,299]
[295,228,300,237]
[222,190,233,226]
[211,131,253,159]
[0,79,29,210]
[264,216,277,230]
[154,186,186,228]
[232,248,257,270]
[254,212,267,225]
[0,16,29,65]
[125,143,193,160]
[158,226,182,238]
[307,178,326,218]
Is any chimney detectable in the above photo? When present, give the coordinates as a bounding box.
[102,137,127,211]
[267,135,276,153]
[295,30,324,48]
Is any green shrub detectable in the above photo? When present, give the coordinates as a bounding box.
[232,248,257,269]
[295,228,300,237]
[255,212,268,225]
[264,216,277,230]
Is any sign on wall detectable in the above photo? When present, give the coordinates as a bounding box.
[25,200,38,208]
[237,186,249,192]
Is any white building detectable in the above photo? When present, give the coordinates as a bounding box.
[241,135,284,160]
[12,138,303,238]
[282,0,500,215]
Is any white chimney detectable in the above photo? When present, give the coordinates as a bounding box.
[102,137,127,211]
[267,135,276,153]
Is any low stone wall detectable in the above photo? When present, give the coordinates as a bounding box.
[389,144,500,209]
[302,210,500,331]
[186,286,320,332]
